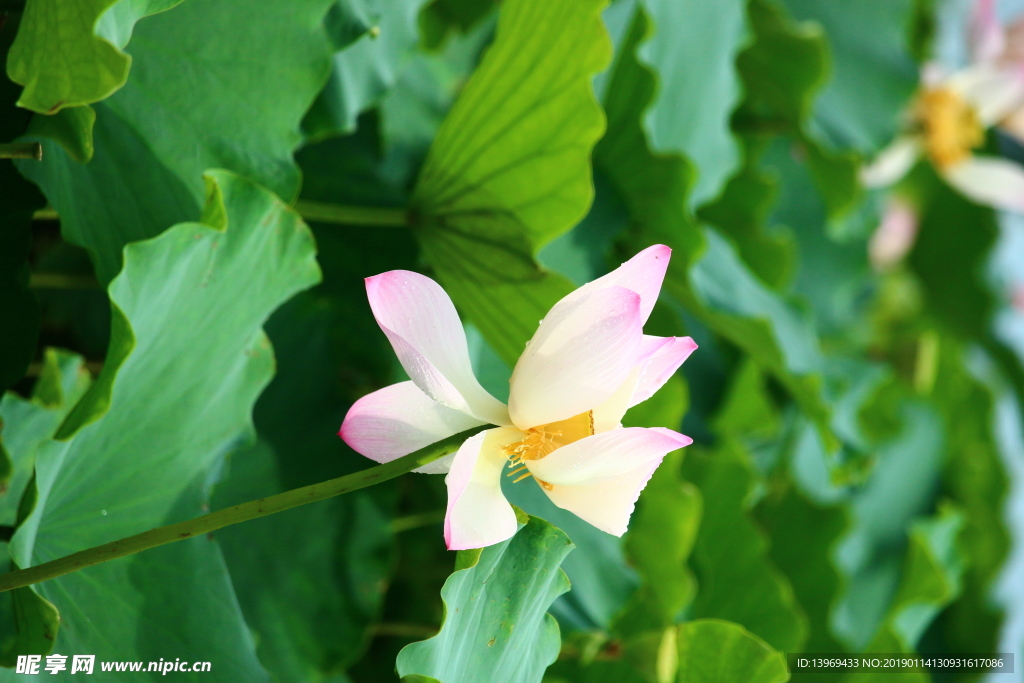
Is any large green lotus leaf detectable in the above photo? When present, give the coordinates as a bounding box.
[595,6,703,270]
[636,0,746,208]
[735,0,860,223]
[931,343,1008,656]
[213,277,416,681]
[685,229,834,450]
[410,0,610,365]
[396,512,573,683]
[0,350,90,527]
[756,488,848,654]
[0,350,89,667]
[0,18,45,396]
[379,19,495,185]
[613,449,700,637]
[778,0,917,153]
[17,0,334,284]
[696,141,796,291]
[595,3,835,451]
[762,139,874,334]
[5,0,183,114]
[826,402,945,649]
[212,441,392,682]
[682,446,807,653]
[843,506,964,683]
[305,0,431,140]
[1,171,321,679]
[675,620,789,683]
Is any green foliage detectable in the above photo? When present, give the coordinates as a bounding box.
[637,0,746,208]
[676,620,790,683]
[6,0,184,114]
[410,0,609,365]
[683,446,807,653]
[396,511,573,683]
[18,0,335,283]
[4,172,319,674]
[3,0,1023,680]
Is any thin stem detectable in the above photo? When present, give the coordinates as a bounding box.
[371,623,439,640]
[29,273,101,290]
[30,203,410,227]
[0,142,42,160]
[295,199,408,227]
[0,426,487,593]
[390,509,445,533]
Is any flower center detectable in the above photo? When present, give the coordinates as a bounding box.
[916,87,983,169]
[501,410,595,489]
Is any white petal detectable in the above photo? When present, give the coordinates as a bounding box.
[444,427,521,550]
[949,64,1024,124]
[944,156,1024,213]
[629,336,698,408]
[525,427,691,536]
[999,106,1024,142]
[557,244,671,325]
[860,137,921,187]
[340,381,485,474]
[365,270,509,426]
[526,426,692,486]
[537,461,662,536]
[592,366,642,433]
[508,286,643,429]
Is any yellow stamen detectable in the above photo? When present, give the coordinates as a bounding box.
[916,87,984,169]
[499,410,595,487]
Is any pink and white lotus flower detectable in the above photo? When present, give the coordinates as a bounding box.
[340,245,696,550]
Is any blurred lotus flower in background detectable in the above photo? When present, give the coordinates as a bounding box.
[862,0,1024,213]
[340,245,696,550]
[1013,283,1024,311]
[869,198,921,270]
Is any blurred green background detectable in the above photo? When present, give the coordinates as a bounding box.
[3,0,1024,681]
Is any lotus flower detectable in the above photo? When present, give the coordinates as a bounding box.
[861,0,1024,212]
[340,245,696,550]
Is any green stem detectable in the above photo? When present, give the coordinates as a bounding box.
[29,273,100,290]
[31,202,409,227]
[0,142,42,160]
[390,509,445,533]
[294,199,408,227]
[0,426,486,593]
[32,207,59,221]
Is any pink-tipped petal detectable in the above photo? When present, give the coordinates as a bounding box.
[365,271,509,426]
[591,336,697,432]
[869,198,920,271]
[860,137,921,187]
[630,336,698,408]
[340,381,484,474]
[539,460,663,536]
[508,286,643,429]
[526,426,692,486]
[559,245,672,325]
[944,156,1024,213]
[971,0,1006,63]
[444,427,521,550]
